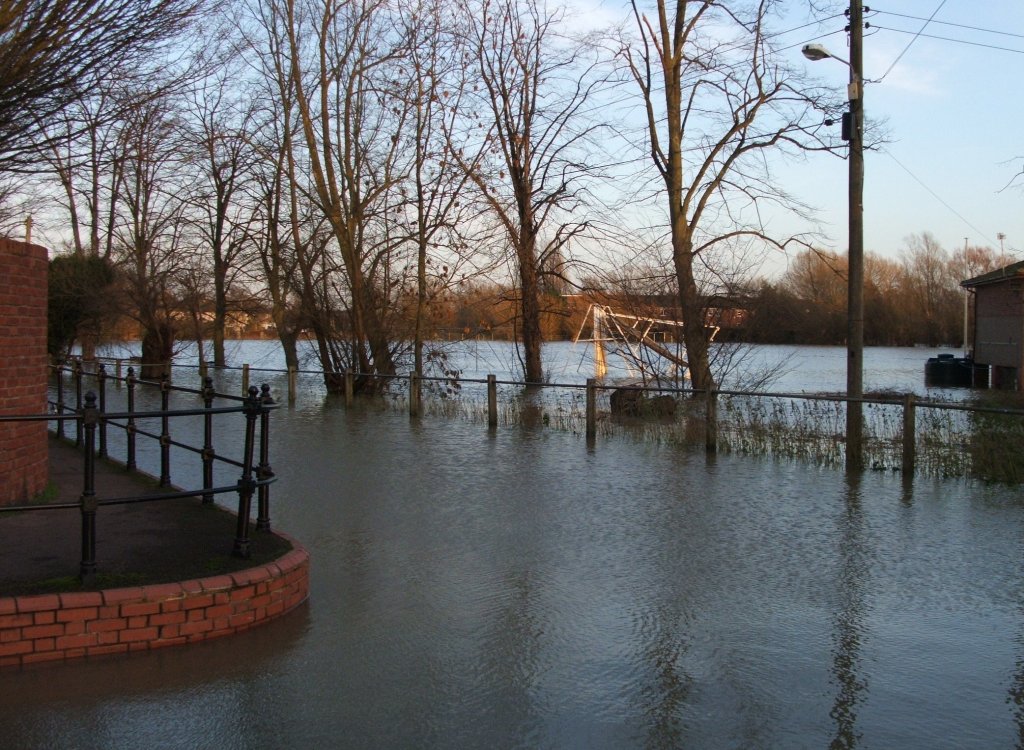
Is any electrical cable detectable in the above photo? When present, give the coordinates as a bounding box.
[872,25,1024,56]
[777,27,849,54]
[883,149,999,247]
[873,9,1024,41]
[877,0,948,82]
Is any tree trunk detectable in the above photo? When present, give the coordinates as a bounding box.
[518,239,544,383]
[672,237,714,391]
[213,255,227,366]
[140,322,174,380]
[278,330,299,371]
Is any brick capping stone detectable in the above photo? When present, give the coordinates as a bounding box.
[0,535,309,669]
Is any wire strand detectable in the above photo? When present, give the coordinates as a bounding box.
[873,9,1024,41]
[873,25,1024,56]
[883,149,998,247]
[877,0,949,82]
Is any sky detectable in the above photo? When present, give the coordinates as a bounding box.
[776,0,1024,271]
[31,0,1021,285]
[574,0,1024,280]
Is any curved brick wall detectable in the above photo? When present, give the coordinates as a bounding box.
[0,542,309,668]
[0,238,48,504]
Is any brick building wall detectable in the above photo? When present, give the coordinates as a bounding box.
[0,238,48,504]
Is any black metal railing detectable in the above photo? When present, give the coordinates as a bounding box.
[0,365,276,583]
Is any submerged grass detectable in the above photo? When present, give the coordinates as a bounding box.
[380,381,1024,484]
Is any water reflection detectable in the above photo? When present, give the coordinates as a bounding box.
[1010,531,1024,749]
[637,604,691,750]
[476,570,545,745]
[10,396,1024,748]
[829,473,870,749]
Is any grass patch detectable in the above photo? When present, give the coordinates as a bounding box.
[373,381,1024,484]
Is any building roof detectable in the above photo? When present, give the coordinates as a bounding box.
[961,260,1024,289]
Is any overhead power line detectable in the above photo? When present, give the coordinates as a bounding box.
[883,149,998,247]
[876,0,948,82]
[873,9,1024,41]
[873,26,1024,57]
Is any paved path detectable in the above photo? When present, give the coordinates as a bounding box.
[0,436,289,595]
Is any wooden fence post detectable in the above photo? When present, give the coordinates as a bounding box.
[902,393,916,476]
[487,374,498,428]
[705,388,718,453]
[586,378,597,441]
[344,369,355,406]
[409,372,421,418]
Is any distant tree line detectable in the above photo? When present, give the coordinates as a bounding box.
[738,233,1013,347]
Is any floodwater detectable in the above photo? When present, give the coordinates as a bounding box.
[141,338,969,396]
[5,382,1024,748]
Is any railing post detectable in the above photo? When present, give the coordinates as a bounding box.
[126,367,137,470]
[242,363,250,395]
[288,366,297,404]
[705,387,718,454]
[344,369,354,406]
[257,383,274,531]
[201,376,216,504]
[97,363,108,458]
[234,386,260,558]
[74,358,83,446]
[586,378,597,440]
[902,393,916,476]
[159,373,171,487]
[80,391,98,582]
[56,363,66,439]
[409,372,421,418]
[487,374,498,428]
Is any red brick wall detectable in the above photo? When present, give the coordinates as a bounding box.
[0,544,309,668]
[0,237,48,504]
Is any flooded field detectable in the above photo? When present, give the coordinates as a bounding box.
[5,391,1024,748]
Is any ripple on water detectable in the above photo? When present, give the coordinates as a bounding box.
[4,409,1024,749]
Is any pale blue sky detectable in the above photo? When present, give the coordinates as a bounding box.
[574,0,1024,278]
[783,0,1024,266]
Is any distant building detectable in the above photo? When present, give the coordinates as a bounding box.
[961,260,1024,390]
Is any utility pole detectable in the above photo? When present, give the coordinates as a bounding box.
[963,237,970,358]
[846,1,865,471]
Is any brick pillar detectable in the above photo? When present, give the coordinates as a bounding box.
[0,238,48,504]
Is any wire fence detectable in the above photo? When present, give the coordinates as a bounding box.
[76,354,1024,484]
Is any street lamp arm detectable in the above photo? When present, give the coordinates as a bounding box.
[801,45,861,100]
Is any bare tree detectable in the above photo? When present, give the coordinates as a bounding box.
[261,0,413,392]
[0,0,201,171]
[111,89,192,377]
[621,0,833,390]
[391,0,494,377]
[461,0,606,383]
[183,70,259,366]
[33,85,128,258]
[900,231,961,347]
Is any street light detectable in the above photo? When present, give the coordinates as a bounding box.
[803,5,865,471]
[801,43,833,62]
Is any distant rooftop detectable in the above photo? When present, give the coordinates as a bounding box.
[961,260,1024,289]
